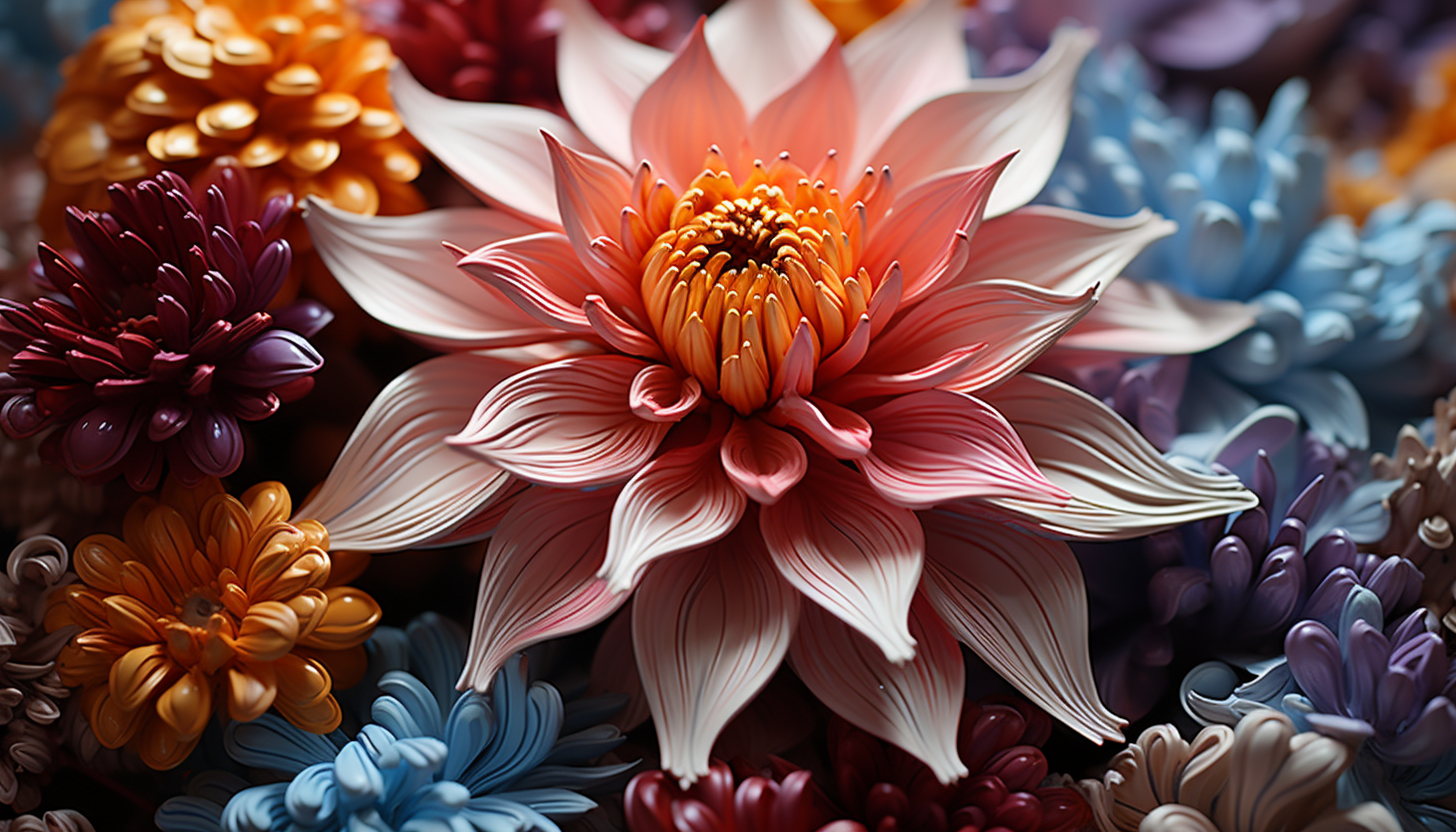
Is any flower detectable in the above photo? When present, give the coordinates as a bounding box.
[35,0,424,240]
[0,536,79,811]
[0,166,330,490]
[628,762,853,832]
[360,0,695,108]
[154,612,633,832]
[0,810,95,832]
[1342,744,1456,832]
[1368,386,1456,635]
[0,0,113,140]
[300,0,1262,787]
[44,476,380,770]
[1078,450,1421,721]
[1079,709,1401,832]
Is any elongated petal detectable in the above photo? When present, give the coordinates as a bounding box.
[296,352,536,551]
[458,488,626,692]
[760,458,922,662]
[544,135,643,312]
[858,389,1064,509]
[1057,278,1256,354]
[748,41,854,165]
[456,232,601,335]
[630,20,748,191]
[861,158,1012,305]
[845,0,970,166]
[634,536,799,785]
[556,0,672,165]
[769,395,872,459]
[391,65,593,224]
[448,356,671,486]
[720,417,808,504]
[706,0,836,117]
[790,596,967,784]
[601,427,747,592]
[858,280,1096,395]
[303,200,548,350]
[870,28,1097,217]
[920,511,1124,742]
[979,374,1258,539]
[955,206,1177,295]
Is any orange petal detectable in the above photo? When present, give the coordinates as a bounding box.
[164,622,200,666]
[142,505,202,596]
[109,644,180,712]
[135,711,201,770]
[46,586,108,631]
[274,653,331,708]
[241,481,292,529]
[119,560,171,612]
[287,588,329,640]
[73,535,133,593]
[102,595,163,644]
[301,644,367,692]
[232,601,300,662]
[199,493,253,574]
[255,549,330,601]
[242,524,307,587]
[121,496,159,557]
[86,685,148,749]
[159,476,224,542]
[297,587,379,650]
[199,630,236,674]
[294,519,330,554]
[323,549,366,587]
[227,663,278,722]
[57,635,125,687]
[275,693,342,735]
[156,667,213,739]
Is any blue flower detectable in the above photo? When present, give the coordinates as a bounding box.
[1043,45,1456,451]
[0,0,114,138]
[154,613,633,832]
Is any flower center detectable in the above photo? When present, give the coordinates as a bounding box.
[179,591,224,627]
[641,167,872,415]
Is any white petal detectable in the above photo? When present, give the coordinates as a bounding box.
[555,0,672,166]
[705,0,837,117]
[1058,278,1256,354]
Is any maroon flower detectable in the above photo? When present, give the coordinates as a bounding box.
[627,761,860,832]
[361,0,696,109]
[0,165,330,490]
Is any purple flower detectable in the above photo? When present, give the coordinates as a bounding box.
[0,165,331,490]
[1287,603,1456,766]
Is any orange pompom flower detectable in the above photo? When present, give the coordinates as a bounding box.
[37,0,424,240]
[43,476,380,770]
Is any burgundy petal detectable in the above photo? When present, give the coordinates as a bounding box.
[180,408,244,477]
[219,330,324,389]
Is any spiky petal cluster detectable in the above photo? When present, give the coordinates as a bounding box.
[0,537,78,812]
[155,613,631,832]
[0,167,329,490]
[827,698,1091,832]
[36,0,424,232]
[361,0,692,108]
[1079,710,1401,832]
[44,477,380,770]
[300,0,1262,788]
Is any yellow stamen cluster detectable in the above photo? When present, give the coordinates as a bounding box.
[641,160,877,415]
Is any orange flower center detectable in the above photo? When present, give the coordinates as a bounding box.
[641,164,873,415]
[178,590,224,628]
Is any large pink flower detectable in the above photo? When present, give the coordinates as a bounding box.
[299,0,1259,786]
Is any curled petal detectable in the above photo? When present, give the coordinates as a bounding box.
[920,511,1124,743]
[459,488,626,692]
[760,458,922,662]
[629,365,703,423]
[156,667,212,740]
[449,356,671,486]
[790,596,967,784]
[634,536,799,786]
[456,232,601,335]
[720,418,808,505]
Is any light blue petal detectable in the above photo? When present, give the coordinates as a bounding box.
[225,714,344,774]
[334,739,387,814]
[285,762,341,827]
[491,788,598,819]
[462,662,564,795]
[460,796,559,832]
[1252,368,1369,450]
[444,692,493,782]
[377,671,445,739]
[510,762,638,794]
[220,784,291,832]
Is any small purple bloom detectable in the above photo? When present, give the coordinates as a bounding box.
[0,165,331,490]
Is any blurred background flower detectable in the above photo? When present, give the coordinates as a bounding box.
[0,0,115,143]
[45,476,379,770]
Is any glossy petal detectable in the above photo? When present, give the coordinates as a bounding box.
[719,418,808,505]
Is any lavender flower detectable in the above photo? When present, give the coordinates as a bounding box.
[0,165,331,490]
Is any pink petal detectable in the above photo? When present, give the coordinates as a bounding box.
[447,356,672,486]
[768,395,872,459]
[459,487,626,691]
[857,389,1066,510]
[720,418,808,505]
[919,510,1125,743]
[543,135,643,315]
[845,0,971,170]
[859,279,1096,394]
[861,159,1013,306]
[390,65,592,225]
[296,351,539,551]
[816,313,873,384]
[705,0,837,117]
[633,535,799,785]
[760,458,922,662]
[954,206,1177,295]
[748,40,856,166]
[789,595,967,784]
[820,345,983,402]
[1057,279,1256,354]
[630,20,748,191]
[585,296,666,361]
[768,321,817,402]
[601,421,747,591]
[869,28,1097,217]
[456,232,599,335]
[302,199,551,350]
[556,0,672,166]
[629,364,703,422]
[978,374,1259,539]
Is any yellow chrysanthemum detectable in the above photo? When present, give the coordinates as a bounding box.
[37,0,424,240]
[44,477,380,770]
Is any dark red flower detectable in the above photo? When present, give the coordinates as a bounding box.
[627,761,862,832]
[361,0,697,109]
[0,165,330,490]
